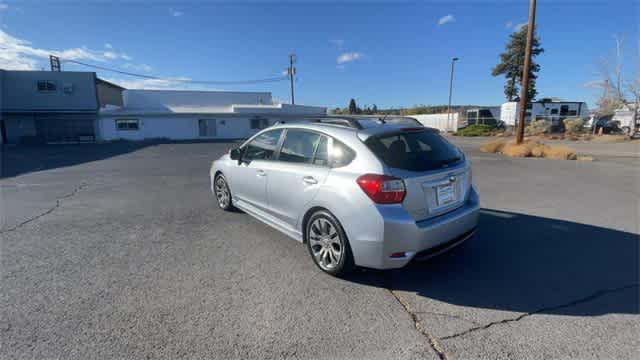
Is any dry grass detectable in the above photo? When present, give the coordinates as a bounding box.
[480,139,579,160]
[502,142,532,157]
[479,140,506,153]
[528,142,548,157]
[591,135,631,143]
[542,146,578,160]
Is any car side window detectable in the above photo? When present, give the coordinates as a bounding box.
[279,129,322,164]
[329,139,355,168]
[243,129,283,161]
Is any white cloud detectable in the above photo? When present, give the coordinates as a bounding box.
[438,14,455,26]
[169,8,183,17]
[505,21,527,31]
[583,80,608,88]
[0,30,137,70]
[122,63,153,72]
[0,30,103,70]
[0,3,8,10]
[514,22,527,31]
[330,39,344,47]
[336,52,363,64]
[104,43,113,49]
[102,50,131,60]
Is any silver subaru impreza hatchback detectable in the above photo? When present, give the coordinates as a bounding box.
[210,117,479,276]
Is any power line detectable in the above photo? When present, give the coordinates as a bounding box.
[61,58,289,85]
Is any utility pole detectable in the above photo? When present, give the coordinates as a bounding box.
[288,53,296,105]
[49,55,61,72]
[515,0,537,144]
[447,57,459,129]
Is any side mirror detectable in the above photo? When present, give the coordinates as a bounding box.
[229,147,242,161]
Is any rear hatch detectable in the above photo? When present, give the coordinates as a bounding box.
[363,129,471,222]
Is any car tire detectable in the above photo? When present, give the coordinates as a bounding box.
[305,210,354,277]
[213,173,236,211]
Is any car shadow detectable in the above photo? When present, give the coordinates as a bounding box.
[0,139,242,179]
[345,208,639,316]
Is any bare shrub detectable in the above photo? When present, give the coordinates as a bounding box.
[502,142,532,157]
[528,142,549,157]
[543,146,578,160]
[480,140,506,153]
[525,119,551,136]
[563,118,585,135]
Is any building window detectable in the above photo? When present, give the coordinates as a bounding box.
[62,83,74,94]
[551,108,558,115]
[116,119,140,130]
[560,105,569,116]
[37,80,57,92]
[250,117,269,129]
[526,103,532,109]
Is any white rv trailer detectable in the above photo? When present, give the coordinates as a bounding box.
[500,98,589,128]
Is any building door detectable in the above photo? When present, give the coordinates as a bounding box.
[198,119,217,137]
[35,113,96,143]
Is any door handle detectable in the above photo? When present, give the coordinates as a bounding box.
[256,169,267,177]
[302,176,318,185]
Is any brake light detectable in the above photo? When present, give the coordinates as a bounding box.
[356,174,406,204]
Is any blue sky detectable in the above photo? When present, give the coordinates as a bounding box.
[0,1,637,109]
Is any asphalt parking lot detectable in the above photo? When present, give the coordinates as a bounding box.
[1,140,638,359]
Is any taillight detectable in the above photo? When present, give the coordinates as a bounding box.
[356,174,406,204]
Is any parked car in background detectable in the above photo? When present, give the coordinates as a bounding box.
[210,117,479,276]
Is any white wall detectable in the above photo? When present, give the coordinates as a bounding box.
[500,102,518,126]
[123,90,273,109]
[98,115,277,141]
[409,113,460,132]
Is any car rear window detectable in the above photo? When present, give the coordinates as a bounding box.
[364,130,462,171]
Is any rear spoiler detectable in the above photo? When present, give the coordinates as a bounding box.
[357,126,438,142]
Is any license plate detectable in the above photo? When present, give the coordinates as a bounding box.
[436,183,455,206]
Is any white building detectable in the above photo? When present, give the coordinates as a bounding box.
[409,113,461,132]
[98,90,326,141]
[500,98,589,128]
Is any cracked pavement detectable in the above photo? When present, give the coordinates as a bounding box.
[1,140,639,359]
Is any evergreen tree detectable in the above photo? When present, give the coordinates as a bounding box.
[492,25,544,102]
[372,104,378,114]
[348,99,358,114]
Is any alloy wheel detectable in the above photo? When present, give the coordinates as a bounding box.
[308,218,343,271]
[214,176,230,209]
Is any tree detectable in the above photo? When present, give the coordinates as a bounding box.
[492,25,544,102]
[348,98,357,114]
[593,35,627,115]
[372,104,378,114]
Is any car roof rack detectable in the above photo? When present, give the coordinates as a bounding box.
[309,117,364,129]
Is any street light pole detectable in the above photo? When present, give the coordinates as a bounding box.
[447,57,459,130]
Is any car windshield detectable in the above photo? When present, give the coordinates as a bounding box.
[364,130,462,171]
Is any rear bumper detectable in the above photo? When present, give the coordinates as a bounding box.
[351,187,479,269]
